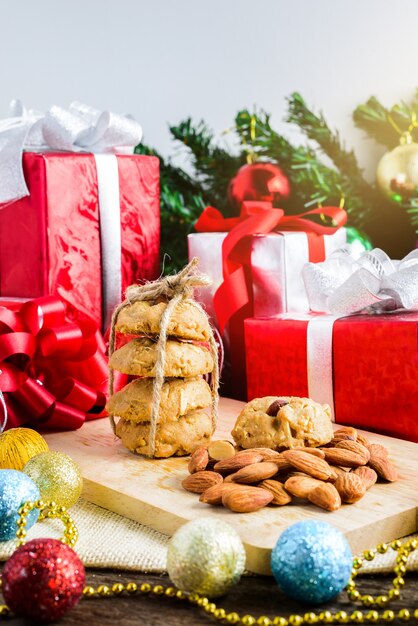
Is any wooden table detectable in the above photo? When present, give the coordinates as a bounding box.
[2,569,417,625]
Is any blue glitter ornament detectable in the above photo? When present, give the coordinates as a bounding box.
[0,470,40,541]
[271,520,353,604]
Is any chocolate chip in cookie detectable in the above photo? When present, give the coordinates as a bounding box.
[266,399,289,416]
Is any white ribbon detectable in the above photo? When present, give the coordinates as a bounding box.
[94,155,123,330]
[302,245,418,418]
[306,315,339,419]
[302,245,418,315]
[0,100,143,204]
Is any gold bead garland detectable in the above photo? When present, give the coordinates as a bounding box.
[14,499,79,549]
[0,504,417,623]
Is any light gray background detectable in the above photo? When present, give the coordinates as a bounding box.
[1,0,416,173]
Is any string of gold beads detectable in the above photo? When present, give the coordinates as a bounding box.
[16,500,79,548]
[346,538,417,607]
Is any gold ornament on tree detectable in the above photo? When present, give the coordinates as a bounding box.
[0,428,49,471]
[376,114,418,203]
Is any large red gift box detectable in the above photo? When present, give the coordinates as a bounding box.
[0,152,160,330]
[244,314,418,442]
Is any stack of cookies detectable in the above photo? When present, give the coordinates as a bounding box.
[106,299,216,458]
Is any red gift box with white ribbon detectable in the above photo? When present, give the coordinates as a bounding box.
[244,313,418,443]
[0,102,160,332]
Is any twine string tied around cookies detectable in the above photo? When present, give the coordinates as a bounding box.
[108,258,219,457]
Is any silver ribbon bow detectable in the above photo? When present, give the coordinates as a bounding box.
[302,245,418,314]
[0,100,143,204]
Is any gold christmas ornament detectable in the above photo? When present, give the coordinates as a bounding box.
[0,428,49,471]
[23,451,83,509]
[376,138,418,203]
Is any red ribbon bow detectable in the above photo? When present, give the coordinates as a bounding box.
[195,201,347,399]
[0,296,108,432]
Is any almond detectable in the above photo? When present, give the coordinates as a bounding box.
[334,473,367,503]
[248,448,283,462]
[368,456,398,482]
[353,466,378,489]
[199,483,239,505]
[355,432,370,447]
[322,448,366,468]
[336,440,370,464]
[273,458,294,473]
[182,470,223,494]
[230,462,279,484]
[308,482,341,511]
[188,446,209,474]
[208,440,236,461]
[259,480,292,505]
[368,443,389,458]
[284,475,322,498]
[282,450,331,480]
[323,435,355,447]
[334,426,358,440]
[294,447,325,459]
[214,451,263,474]
[222,486,274,513]
[328,465,349,482]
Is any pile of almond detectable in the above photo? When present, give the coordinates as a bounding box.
[181,427,398,513]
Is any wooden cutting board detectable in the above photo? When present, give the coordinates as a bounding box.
[44,398,418,575]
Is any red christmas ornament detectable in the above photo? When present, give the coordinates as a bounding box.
[228,162,291,211]
[2,538,85,623]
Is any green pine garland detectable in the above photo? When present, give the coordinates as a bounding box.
[137,92,418,274]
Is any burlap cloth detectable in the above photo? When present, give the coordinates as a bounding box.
[0,498,416,574]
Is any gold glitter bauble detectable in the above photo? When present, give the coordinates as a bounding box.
[23,451,83,508]
[0,428,49,471]
[166,518,246,598]
[376,142,418,203]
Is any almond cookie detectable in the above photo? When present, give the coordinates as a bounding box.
[115,299,211,342]
[115,409,213,458]
[109,337,213,378]
[106,377,212,424]
[232,396,333,450]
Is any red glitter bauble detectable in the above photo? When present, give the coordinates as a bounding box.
[2,538,85,623]
[228,162,291,211]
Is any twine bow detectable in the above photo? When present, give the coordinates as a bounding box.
[108,259,219,458]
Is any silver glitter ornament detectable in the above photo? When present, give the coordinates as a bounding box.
[167,518,246,597]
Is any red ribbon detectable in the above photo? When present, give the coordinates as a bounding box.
[195,201,347,399]
[0,296,108,431]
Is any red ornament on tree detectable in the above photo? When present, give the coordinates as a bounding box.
[2,538,85,623]
[228,162,291,211]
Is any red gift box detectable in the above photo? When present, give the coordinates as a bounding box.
[245,314,418,442]
[0,152,160,331]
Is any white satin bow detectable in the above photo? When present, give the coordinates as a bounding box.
[0,100,143,204]
[302,245,418,314]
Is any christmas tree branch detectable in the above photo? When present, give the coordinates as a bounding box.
[353,96,403,149]
[136,143,206,274]
[170,119,244,212]
[287,93,373,193]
